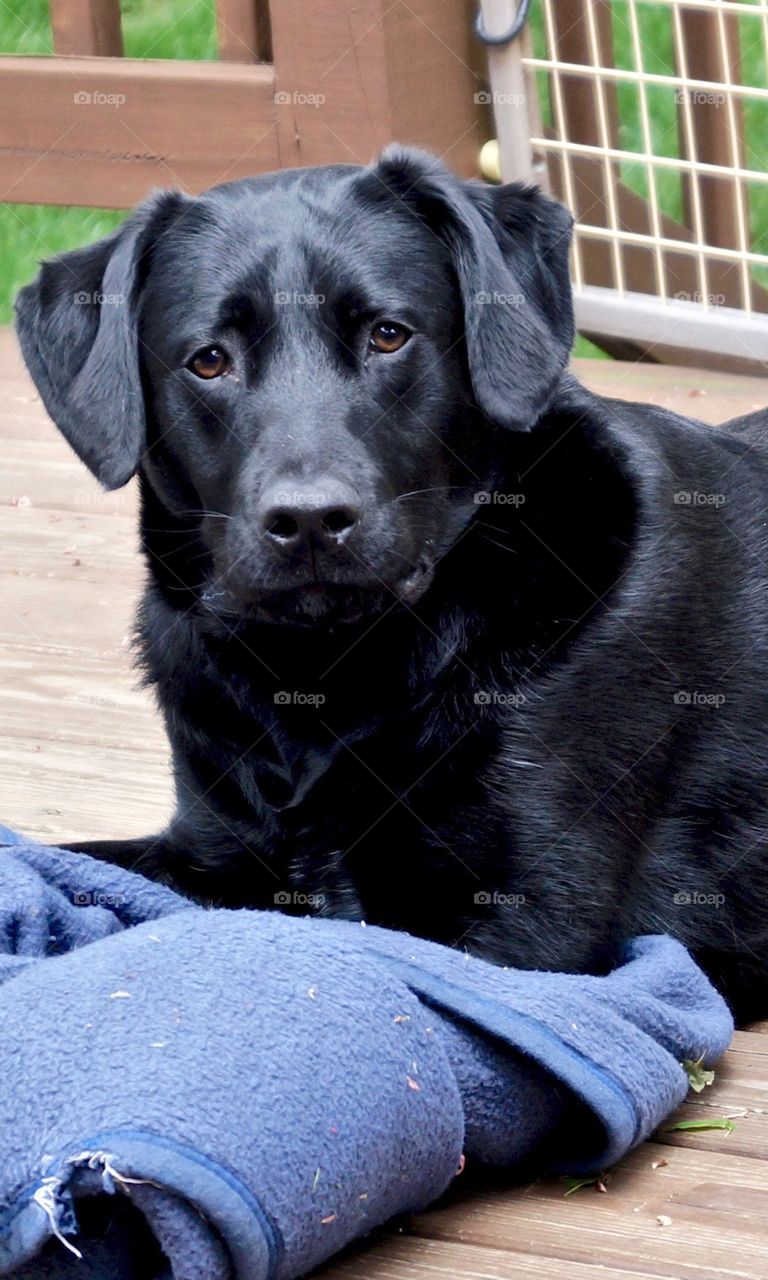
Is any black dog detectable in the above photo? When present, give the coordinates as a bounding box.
[15,147,768,1021]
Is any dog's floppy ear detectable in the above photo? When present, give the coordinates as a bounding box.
[370,146,574,431]
[15,190,190,489]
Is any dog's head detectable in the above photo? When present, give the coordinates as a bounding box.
[16,148,573,628]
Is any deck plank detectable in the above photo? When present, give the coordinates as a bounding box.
[318,1234,689,1279]
[400,1142,768,1279]
[3,325,768,1276]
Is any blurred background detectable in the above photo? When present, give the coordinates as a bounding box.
[0,0,766,370]
[0,0,217,322]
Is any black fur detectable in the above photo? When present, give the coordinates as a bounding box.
[15,148,768,1022]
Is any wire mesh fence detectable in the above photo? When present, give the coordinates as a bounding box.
[518,0,768,368]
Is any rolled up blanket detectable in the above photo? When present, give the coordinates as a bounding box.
[0,826,733,1279]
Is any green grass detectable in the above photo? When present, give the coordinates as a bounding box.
[0,0,766,351]
[0,205,128,319]
[0,0,217,58]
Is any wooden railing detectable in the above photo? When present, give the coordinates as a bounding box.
[0,0,487,208]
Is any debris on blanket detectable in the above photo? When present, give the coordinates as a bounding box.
[0,826,735,1279]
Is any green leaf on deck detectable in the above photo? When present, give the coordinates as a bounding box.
[560,1173,609,1197]
[666,1116,735,1134]
[682,1057,716,1093]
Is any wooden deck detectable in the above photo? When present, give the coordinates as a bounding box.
[2,325,768,1278]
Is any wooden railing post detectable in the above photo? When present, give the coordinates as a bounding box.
[267,0,486,177]
[216,0,272,64]
[50,0,123,58]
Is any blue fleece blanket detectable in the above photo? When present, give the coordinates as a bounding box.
[0,825,733,1279]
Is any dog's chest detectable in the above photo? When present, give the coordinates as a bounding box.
[219,698,504,925]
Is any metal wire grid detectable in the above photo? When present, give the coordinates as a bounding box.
[525,0,768,315]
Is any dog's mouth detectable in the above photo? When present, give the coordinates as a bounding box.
[200,557,435,629]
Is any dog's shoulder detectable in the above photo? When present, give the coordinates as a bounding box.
[552,373,768,476]
[719,406,768,444]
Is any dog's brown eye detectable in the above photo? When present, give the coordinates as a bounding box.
[188,346,231,379]
[369,322,410,354]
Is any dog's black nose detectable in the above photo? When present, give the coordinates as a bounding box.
[259,479,361,552]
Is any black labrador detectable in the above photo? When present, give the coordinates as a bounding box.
[15,147,768,1021]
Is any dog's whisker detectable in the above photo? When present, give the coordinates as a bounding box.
[389,486,468,503]
[478,534,518,556]
[148,544,201,564]
[142,527,205,537]
[182,510,233,522]
[476,520,518,539]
